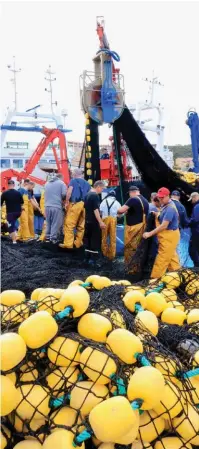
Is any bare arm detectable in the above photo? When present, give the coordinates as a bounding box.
[117,205,129,215]
[94,209,106,228]
[66,186,73,204]
[143,220,169,239]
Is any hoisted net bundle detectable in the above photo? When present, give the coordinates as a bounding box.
[1,271,199,448]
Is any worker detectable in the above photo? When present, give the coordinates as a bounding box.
[18,179,32,241]
[100,148,110,160]
[171,190,189,228]
[44,173,67,243]
[38,190,46,241]
[143,187,181,278]
[100,190,121,260]
[188,192,199,267]
[84,180,106,265]
[1,180,24,244]
[117,186,149,264]
[59,168,91,249]
[27,181,42,238]
[149,192,161,212]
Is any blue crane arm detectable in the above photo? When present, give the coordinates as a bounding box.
[186,111,199,173]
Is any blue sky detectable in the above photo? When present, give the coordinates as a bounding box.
[1,1,199,148]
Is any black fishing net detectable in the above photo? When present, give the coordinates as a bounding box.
[1,247,199,448]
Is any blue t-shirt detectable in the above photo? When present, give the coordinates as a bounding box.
[18,187,28,197]
[149,203,159,213]
[159,201,179,230]
[69,178,91,203]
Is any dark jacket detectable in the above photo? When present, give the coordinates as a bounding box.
[189,200,199,235]
[172,199,189,228]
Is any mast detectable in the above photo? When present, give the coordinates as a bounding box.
[44,65,57,113]
[143,71,164,106]
[7,56,21,111]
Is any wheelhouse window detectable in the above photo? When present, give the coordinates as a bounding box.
[13,159,23,169]
[1,159,10,168]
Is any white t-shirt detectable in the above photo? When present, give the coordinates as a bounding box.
[100,196,121,218]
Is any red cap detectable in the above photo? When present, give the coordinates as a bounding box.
[157,187,170,198]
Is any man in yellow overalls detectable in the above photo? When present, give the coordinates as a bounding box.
[118,186,149,264]
[60,169,90,249]
[38,190,46,241]
[100,190,121,260]
[143,187,181,278]
[18,179,32,241]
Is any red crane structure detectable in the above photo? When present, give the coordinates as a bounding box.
[1,127,70,190]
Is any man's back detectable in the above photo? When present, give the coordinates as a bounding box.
[85,191,100,223]
[100,196,121,218]
[45,178,67,209]
[126,195,149,226]
[1,189,23,213]
[172,199,189,228]
[69,178,90,203]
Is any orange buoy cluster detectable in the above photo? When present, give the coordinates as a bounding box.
[0,269,199,448]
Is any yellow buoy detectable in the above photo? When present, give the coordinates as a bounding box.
[92,277,112,290]
[37,296,61,315]
[154,437,192,449]
[117,280,131,286]
[30,288,45,301]
[70,381,109,415]
[13,441,42,449]
[85,275,100,284]
[2,303,29,323]
[106,329,143,364]
[48,336,81,367]
[60,286,90,317]
[46,365,79,391]
[80,347,117,384]
[161,288,177,302]
[185,280,199,296]
[0,425,11,449]
[154,381,182,418]
[16,384,50,420]
[9,413,45,435]
[89,396,138,443]
[6,371,16,385]
[172,404,199,445]
[0,332,27,371]
[92,436,102,447]
[50,406,80,432]
[145,292,167,316]
[138,410,165,443]
[133,442,152,449]
[0,290,25,306]
[187,308,199,324]
[68,280,84,287]
[1,375,20,416]
[161,308,186,325]
[110,310,126,328]
[18,311,58,349]
[37,289,57,301]
[134,311,159,336]
[192,350,199,380]
[164,301,185,311]
[114,410,139,444]
[153,355,178,382]
[127,366,165,410]
[19,361,38,382]
[78,313,112,342]
[161,272,181,289]
[43,429,85,449]
[123,290,147,312]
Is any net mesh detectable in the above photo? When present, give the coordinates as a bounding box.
[1,252,199,448]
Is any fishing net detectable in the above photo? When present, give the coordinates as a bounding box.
[1,267,199,448]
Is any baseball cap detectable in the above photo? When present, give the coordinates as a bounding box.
[129,186,139,192]
[188,192,199,201]
[157,187,170,198]
[171,190,180,197]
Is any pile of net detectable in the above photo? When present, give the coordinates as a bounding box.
[1,268,199,449]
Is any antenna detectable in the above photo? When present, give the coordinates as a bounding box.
[7,56,21,111]
[44,65,57,113]
[143,71,164,105]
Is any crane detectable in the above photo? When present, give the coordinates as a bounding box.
[1,127,70,190]
[186,110,199,173]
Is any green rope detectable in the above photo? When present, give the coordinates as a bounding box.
[113,126,124,206]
